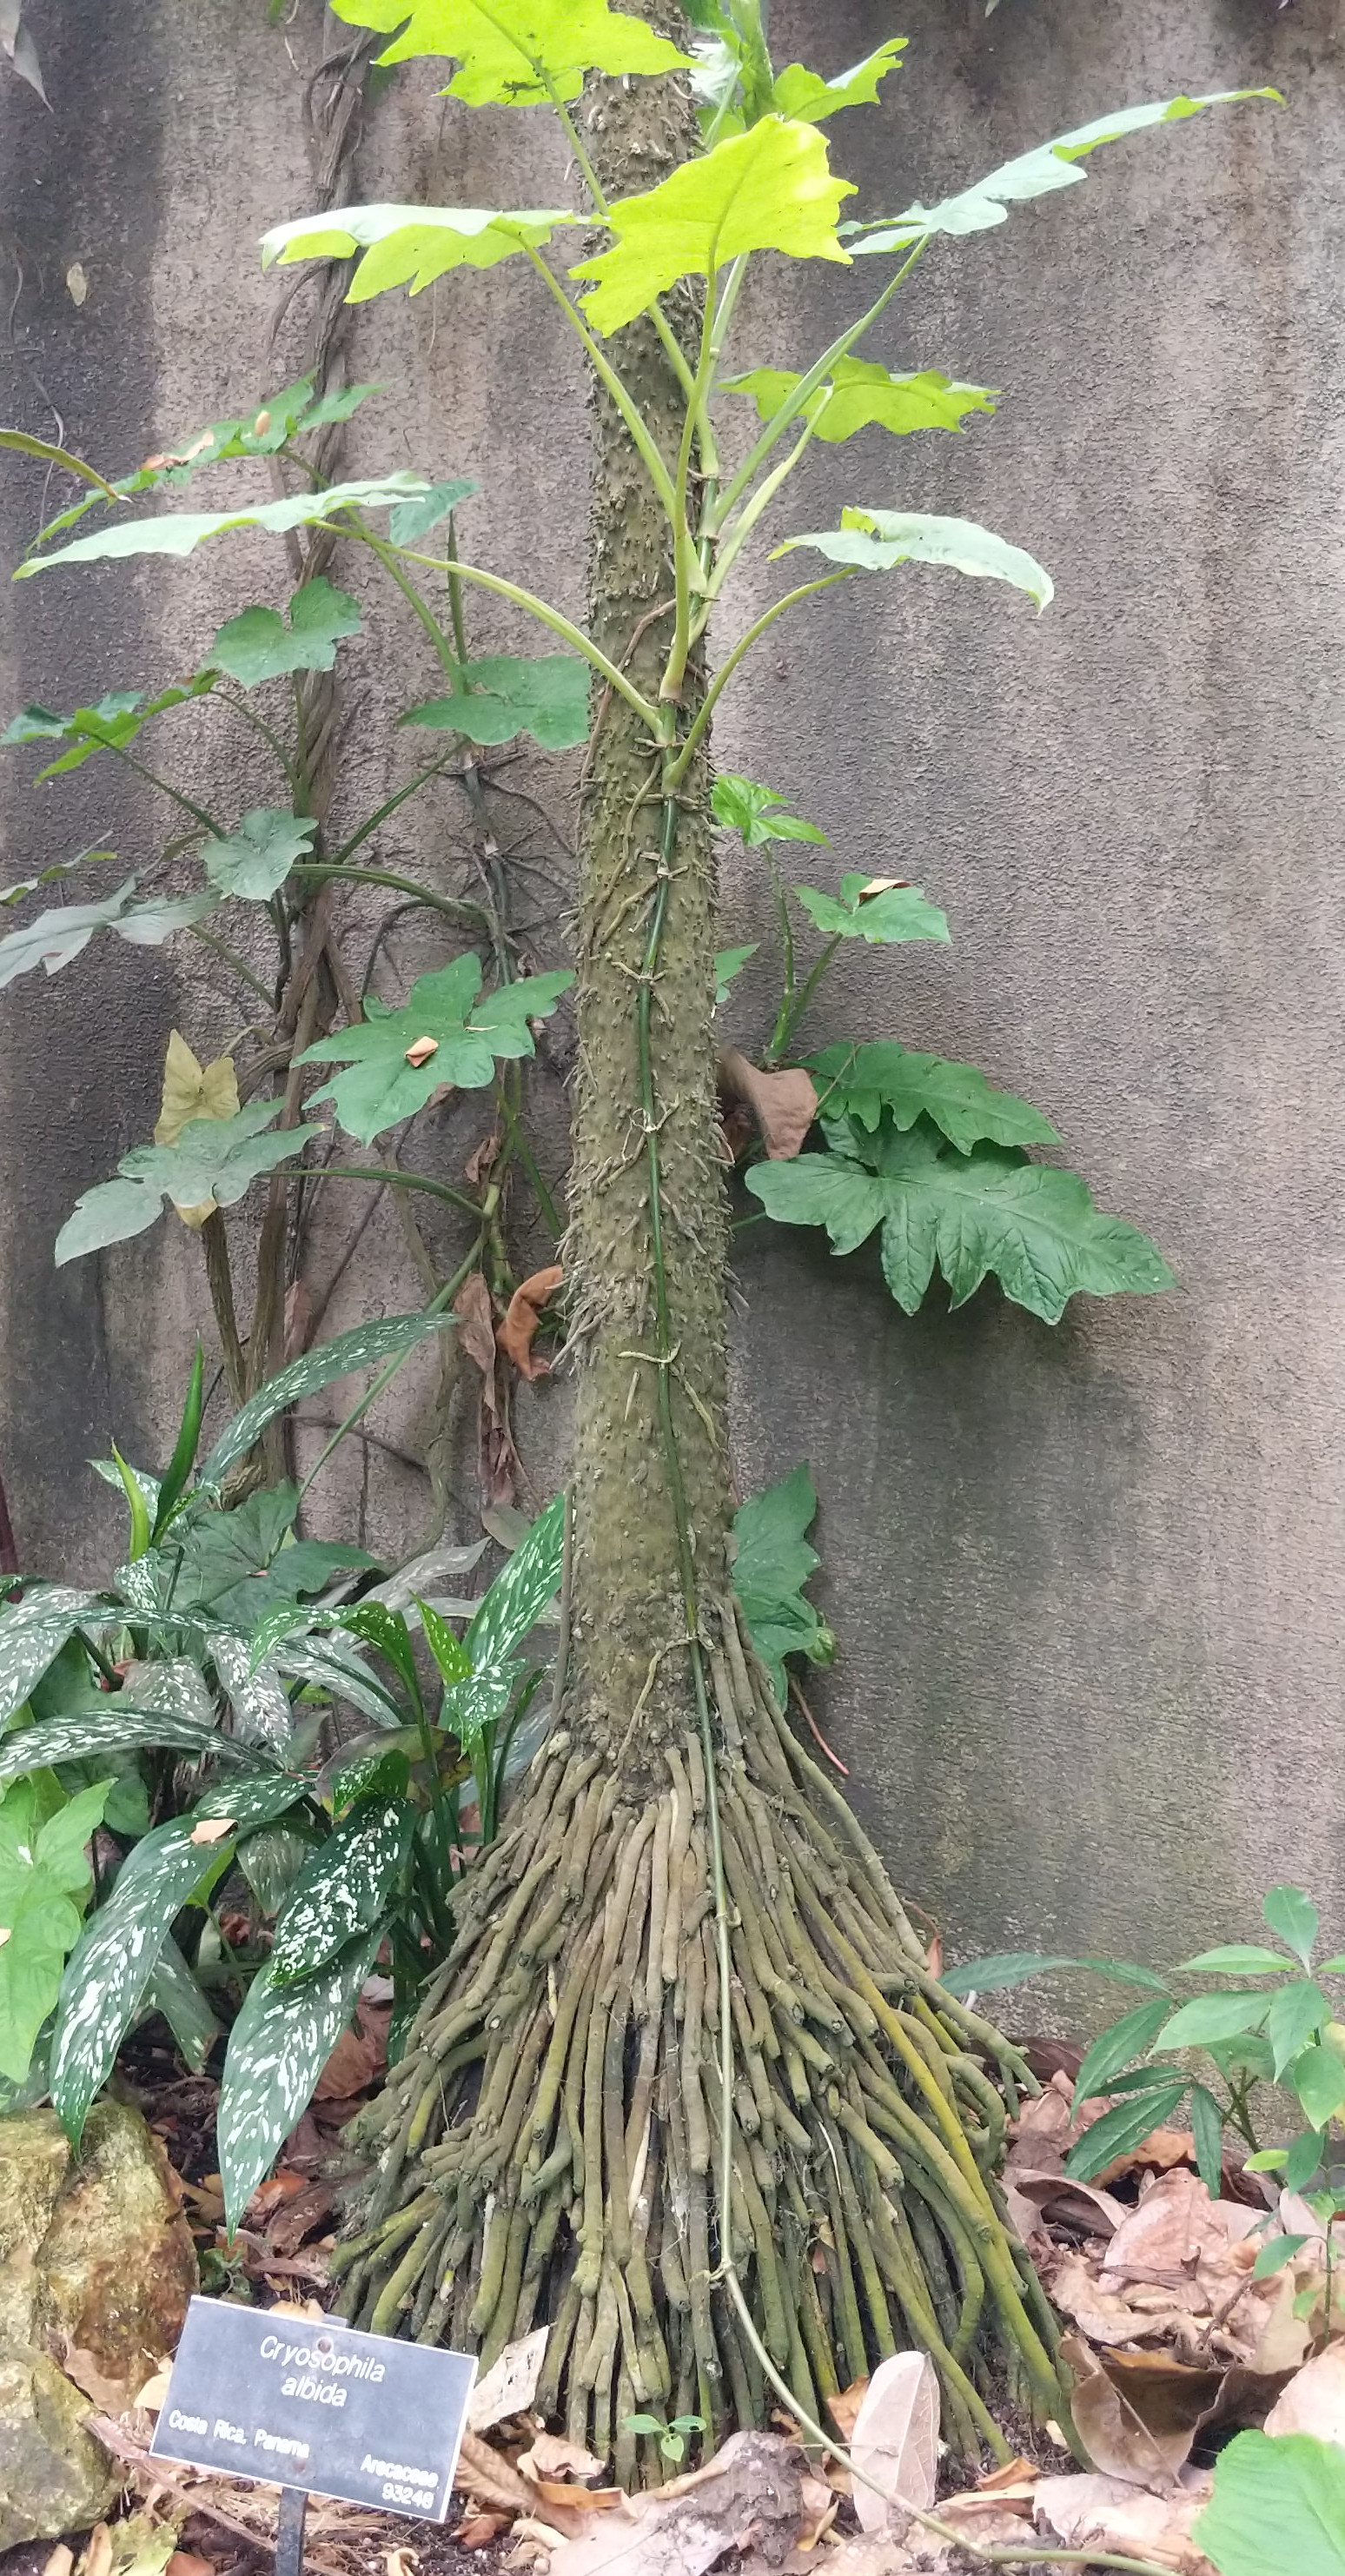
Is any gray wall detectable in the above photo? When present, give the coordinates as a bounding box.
[0,0,1334,1982]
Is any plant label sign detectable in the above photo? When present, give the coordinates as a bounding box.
[150,2297,477,2521]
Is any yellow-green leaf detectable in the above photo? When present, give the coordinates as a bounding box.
[770,43,906,123]
[328,0,691,104]
[571,116,854,337]
[156,1030,243,1228]
[261,203,578,302]
[721,358,997,442]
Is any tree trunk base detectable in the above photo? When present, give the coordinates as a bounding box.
[332,1608,1069,2477]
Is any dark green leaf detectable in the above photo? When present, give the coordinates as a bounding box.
[731,1465,833,1707]
[1064,2080,1189,2181]
[1266,1981,1329,2079]
[794,875,950,946]
[335,1603,419,1703]
[154,1344,205,1538]
[202,809,317,901]
[3,679,215,779]
[714,944,759,1005]
[402,654,589,750]
[1194,2428,1345,2576]
[269,1796,413,1982]
[208,578,360,688]
[711,774,827,847]
[0,1589,109,1730]
[1266,1885,1320,1968]
[808,1041,1058,1153]
[217,1929,381,2232]
[1179,1944,1297,1974]
[1285,2128,1326,2194]
[388,477,479,545]
[145,1936,221,2071]
[199,1309,456,1491]
[941,1952,1079,1998]
[18,476,436,576]
[0,1706,249,1787]
[418,1599,472,1690]
[298,954,573,1143]
[749,1116,1174,1325]
[1073,1997,1171,2102]
[441,1494,565,1749]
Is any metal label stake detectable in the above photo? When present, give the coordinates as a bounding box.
[275,2485,308,2576]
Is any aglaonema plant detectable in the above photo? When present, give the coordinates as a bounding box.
[0,0,1277,2473]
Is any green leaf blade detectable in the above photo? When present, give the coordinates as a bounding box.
[217,1930,381,2233]
[721,357,996,442]
[18,477,435,576]
[328,0,692,104]
[1073,1996,1172,2103]
[209,577,361,687]
[403,654,590,749]
[1194,2429,1345,2576]
[199,1309,457,1491]
[1266,1884,1320,1967]
[1064,2079,1189,2181]
[269,1798,412,1982]
[775,508,1053,612]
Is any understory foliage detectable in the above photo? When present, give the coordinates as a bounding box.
[0,0,1278,2479]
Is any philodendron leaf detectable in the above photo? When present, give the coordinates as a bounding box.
[198,1307,457,1490]
[261,204,580,299]
[0,844,120,906]
[156,1032,241,1225]
[17,475,433,575]
[712,773,827,846]
[849,91,1282,256]
[209,577,361,687]
[809,1042,1061,1154]
[0,1589,109,1730]
[404,654,590,751]
[50,1769,309,2144]
[56,1105,321,1266]
[297,952,573,1142]
[795,876,950,946]
[571,117,855,336]
[328,0,692,103]
[769,43,906,122]
[202,809,317,901]
[0,877,215,992]
[776,508,1053,611]
[216,1928,381,2233]
[722,359,997,442]
[2,678,215,776]
[1194,2430,1345,2576]
[0,1776,110,2084]
[268,1796,413,1982]
[747,1114,1174,1325]
[732,1465,834,1708]
[388,476,479,545]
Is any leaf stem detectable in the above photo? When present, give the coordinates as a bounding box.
[302,1162,484,1222]
[328,746,462,868]
[394,545,666,735]
[187,922,276,1007]
[211,687,301,791]
[299,1239,483,1501]
[287,860,490,928]
[520,243,679,523]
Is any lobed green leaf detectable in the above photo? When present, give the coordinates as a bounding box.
[775,508,1053,611]
[403,654,590,750]
[809,1041,1059,1154]
[17,477,434,575]
[794,876,950,946]
[721,357,996,443]
[328,0,692,105]
[731,1466,833,1708]
[261,203,578,299]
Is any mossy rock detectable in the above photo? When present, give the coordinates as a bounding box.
[0,2101,198,2394]
[0,2345,118,2547]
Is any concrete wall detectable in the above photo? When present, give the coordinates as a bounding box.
[0,0,1335,1981]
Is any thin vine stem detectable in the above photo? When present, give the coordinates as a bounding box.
[302,1163,486,1221]
[664,574,856,789]
[520,242,679,521]
[299,1238,482,1500]
[395,542,666,734]
[187,922,276,1007]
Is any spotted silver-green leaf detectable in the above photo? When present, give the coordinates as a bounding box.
[197,1308,455,1492]
[441,1491,564,1748]
[208,1630,293,1753]
[217,1930,381,2231]
[271,1633,403,1728]
[50,1772,309,2142]
[145,1935,221,2072]
[269,1797,412,1983]
[116,1656,216,1729]
[0,1706,246,1788]
[0,1590,108,1730]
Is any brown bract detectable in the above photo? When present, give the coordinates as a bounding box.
[719,1049,818,1161]
[497,1266,565,1379]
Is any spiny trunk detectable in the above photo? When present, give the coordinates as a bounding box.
[335,12,1072,2476]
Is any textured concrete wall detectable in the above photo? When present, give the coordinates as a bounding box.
[0,0,1333,1980]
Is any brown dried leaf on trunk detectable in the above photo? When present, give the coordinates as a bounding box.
[312,1997,388,2100]
[519,2434,608,2486]
[455,1270,499,1379]
[1034,2469,1216,2574]
[497,1266,564,1380]
[454,2516,512,2549]
[719,1048,818,1160]
[850,2352,939,2537]
[467,2325,548,2433]
[283,1278,313,1364]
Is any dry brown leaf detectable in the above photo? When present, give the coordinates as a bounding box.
[454,2515,512,2549]
[856,877,910,900]
[189,1816,234,1845]
[246,2173,309,2218]
[312,2004,388,2101]
[385,2551,418,2576]
[532,2484,624,2514]
[520,2434,608,2486]
[828,2379,869,2443]
[719,1049,818,1161]
[1035,2469,1215,2574]
[796,2475,838,2548]
[283,1278,314,1364]
[404,1035,439,1067]
[937,2493,1035,2543]
[539,2433,802,2576]
[165,2557,215,2576]
[1265,2341,1345,2440]
[267,2297,326,2322]
[455,1270,500,1378]
[133,2363,174,2413]
[467,2326,548,2433]
[43,2547,75,2576]
[81,2528,114,2576]
[975,2456,1039,2496]
[62,2342,138,2410]
[850,2351,938,2538]
[1102,2170,1261,2290]
[455,2429,535,2514]
[1064,2332,1290,2489]
[1042,2245,1196,2348]
[497,1266,564,1380]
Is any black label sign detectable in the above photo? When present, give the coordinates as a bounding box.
[150,2298,477,2521]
